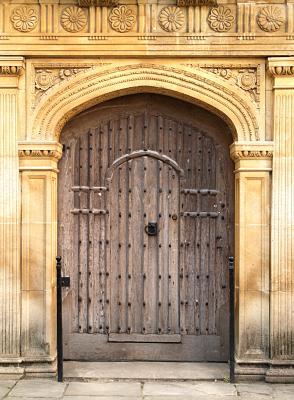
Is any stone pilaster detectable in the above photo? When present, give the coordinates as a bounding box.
[267,58,294,382]
[0,58,24,371]
[18,142,62,375]
[230,142,272,380]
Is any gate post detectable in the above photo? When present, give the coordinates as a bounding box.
[19,142,62,375]
[230,142,272,380]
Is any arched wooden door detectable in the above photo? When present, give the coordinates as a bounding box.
[58,94,234,361]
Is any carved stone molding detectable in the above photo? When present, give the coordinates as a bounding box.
[230,141,273,170]
[231,148,273,161]
[0,58,25,79]
[31,63,259,142]
[18,142,63,164]
[268,65,294,76]
[78,0,118,5]
[30,63,109,108]
[183,63,261,105]
[0,66,23,75]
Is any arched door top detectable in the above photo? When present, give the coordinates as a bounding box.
[106,150,184,182]
[32,63,260,142]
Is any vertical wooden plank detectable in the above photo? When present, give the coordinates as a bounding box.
[178,122,186,336]
[129,158,144,333]
[185,125,195,334]
[144,157,159,334]
[118,161,128,333]
[72,139,80,333]
[148,113,158,151]
[92,127,100,333]
[158,161,169,334]
[168,165,180,334]
[133,114,144,151]
[158,115,164,155]
[199,136,210,336]
[99,121,109,333]
[78,132,89,333]
[87,129,95,333]
[118,116,128,333]
[105,120,112,334]
[194,131,203,335]
[207,139,216,335]
[109,167,120,333]
[128,115,134,154]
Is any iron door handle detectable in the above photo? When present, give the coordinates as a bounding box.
[145,222,157,236]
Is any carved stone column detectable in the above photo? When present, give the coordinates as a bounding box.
[267,58,294,382]
[230,142,272,380]
[0,58,24,371]
[18,142,62,375]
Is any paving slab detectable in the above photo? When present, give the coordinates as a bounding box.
[0,380,17,399]
[8,398,59,400]
[192,382,237,395]
[64,362,228,381]
[8,380,66,398]
[238,395,273,400]
[236,383,274,396]
[143,382,236,397]
[143,397,239,400]
[64,397,140,400]
[65,382,141,397]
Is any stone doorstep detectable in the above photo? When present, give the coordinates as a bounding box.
[63,361,229,382]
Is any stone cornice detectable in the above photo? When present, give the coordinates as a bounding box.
[0,57,24,76]
[230,142,273,172]
[268,57,294,77]
[18,142,63,163]
[230,142,273,161]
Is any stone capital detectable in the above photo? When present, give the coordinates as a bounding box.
[0,57,24,76]
[230,141,273,172]
[0,57,25,88]
[268,57,294,89]
[18,142,63,172]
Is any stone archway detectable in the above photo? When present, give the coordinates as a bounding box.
[18,61,272,378]
[31,63,259,142]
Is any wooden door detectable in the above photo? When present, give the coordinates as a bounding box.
[58,94,233,361]
[108,153,180,343]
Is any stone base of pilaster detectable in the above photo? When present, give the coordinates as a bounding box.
[234,361,269,382]
[265,362,294,383]
[0,357,56,378]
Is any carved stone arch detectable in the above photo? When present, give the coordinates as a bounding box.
[32,63,260,142]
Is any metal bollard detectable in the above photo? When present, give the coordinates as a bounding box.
[56,256,70,382]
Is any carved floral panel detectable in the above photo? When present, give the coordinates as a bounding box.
[3,2,290,37]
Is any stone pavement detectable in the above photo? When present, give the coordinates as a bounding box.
[0,379,293,400]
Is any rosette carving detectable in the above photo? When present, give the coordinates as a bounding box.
[109,6,136,33]
[11,7,38,33]
[236,72,256,91]
[158,7,185,32]
[61,6,87,33]
[257,6,284,33]
[207,6,234,32]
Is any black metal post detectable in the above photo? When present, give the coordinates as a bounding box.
[229,256,235,383]
[56,256,63,382]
